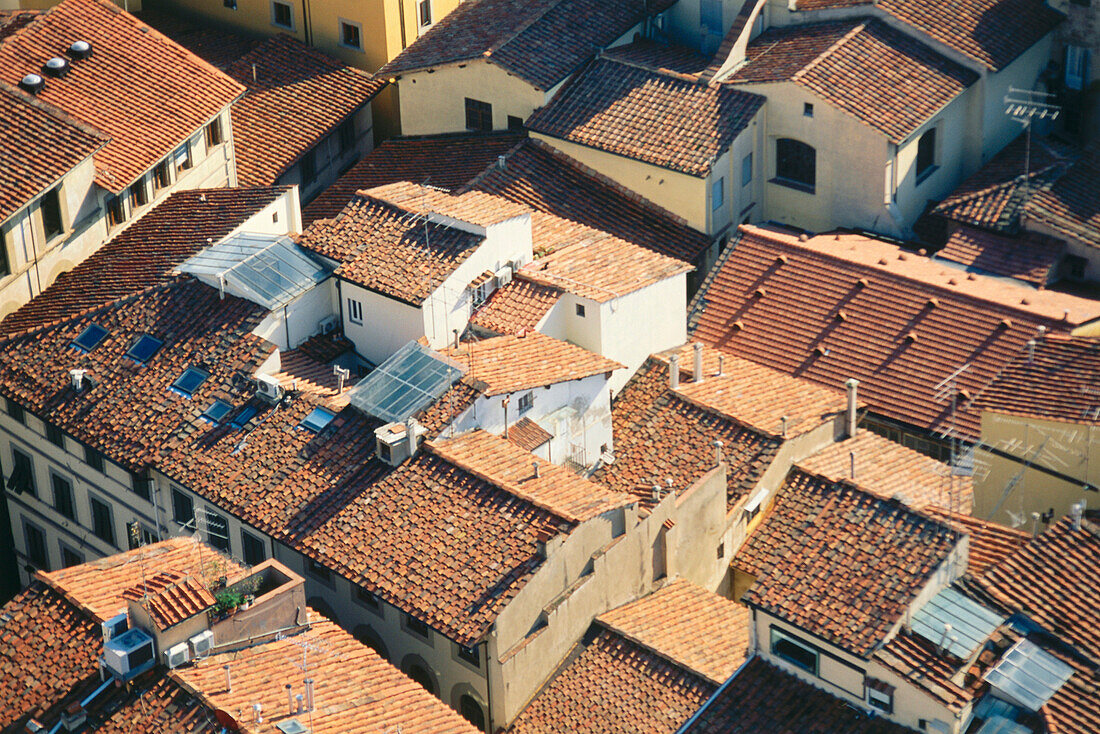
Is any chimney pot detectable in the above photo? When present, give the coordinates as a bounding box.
[717,353,725,376]
[1027,339,1036,363]
[780,415,788,438]
[850,450,856,480]
[453,328,460,349]
[304,678,316,712]
[533,461,540,479]
[845,378,859,438]
[406,417,419,457]
[286,684,294,715]
[224,664,231,692]
[669,354,680,389]
[296,693,304,714]
[498,155,507,170]
[714,439,724,466]
[693,343,704,385]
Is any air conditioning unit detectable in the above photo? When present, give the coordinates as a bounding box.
[164,641,190,669]
[102,628,155,679]
[188,630,214,658]
[101,612,128,641]
[255,373,284,403]
[318,315,339,336]
[494,265,513,287]
[374,420,426,467]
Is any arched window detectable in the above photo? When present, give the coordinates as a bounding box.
[404,658,438,696]
[916,127,937,181]
[459,694,487,731]
[775,138,816,193]
[352,625,390,661]
[306,596,338,624]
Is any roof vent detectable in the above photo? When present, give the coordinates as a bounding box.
[43,57,69,77]
[67,40,92,60]
[18,73,44,94]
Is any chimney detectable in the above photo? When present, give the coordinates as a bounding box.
[714,439,724,466]
[453,328,460,349]
[532,461,540,479]
[1027,339,1036,364]
[850,451,856,480]
[296,694,304,714]
[845,378,859,438]
[251,63,257,83]
[780,415,788,438]
[224,664,231,692]
[502,396,510,439]
[286,684,294,716]
[252,703,263,725]
[669,354,680,389]
[693,343,704,385]
[717,353,725,376]
[304,678,315,712]
[497,155,507,171]
[1070,501,1084,531]
[70,368,88,392]
[334,365,349,393]
[937,623,953,654]
[405,417,419,457]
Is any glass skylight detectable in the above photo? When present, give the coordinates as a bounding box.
[231,404,258,430]
[347,341,465,423]
[298,407,336,433]
[985,639,1074,712]
[71,323,108,353]
[125,334,163,364]
[171,367,210,398]
[911,587,1005,660]
[200,399,234,424]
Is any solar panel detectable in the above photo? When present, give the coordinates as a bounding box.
[170,367,209,397]
[298,407,335,433]
[201,399,234,424]
[347,341,465,423]
[985,639,1074,712]
[911,587,1006,660]
[125,335,163,364]
[71,323,108,353]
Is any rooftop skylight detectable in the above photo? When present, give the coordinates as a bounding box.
[71,323,108,353]
[911,587,1006,660]
[984,639,1074,712]
[231,404,259,430]
[298,407,336,433]
[200,399,234,424]
[125,334,163,364]
[347,340,465,423]
[171,367,210,398]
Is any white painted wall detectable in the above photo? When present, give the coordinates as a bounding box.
[341,280,425,366]
[252,277,339,350]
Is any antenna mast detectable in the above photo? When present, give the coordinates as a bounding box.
[1003,88,1061,204]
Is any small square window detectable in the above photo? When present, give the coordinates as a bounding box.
[71,323,108,353]
[46,424,64,448]
[866,683,894,713]
[153,159,172,192]
[517,392,533,414]
[125,334,163,364]
[172,487,194,527]
[205,118,223,148]
[340,20,362,50]
[241,530,266,566]
[507,115,524,131]
[803,102,814,117]
[575,303,586,317]
[405,613,431,639]
[206,511,230,552]
[464,98,492,132]
[272,0,293,28]
[130,179,149,209]
[711,176,724,211]
[171,366,210,398]
[60,544,83,568]
[106,196,126,228]
[418,0,432,26]
[299,407,335,433]
[356,586,381,609]
[457,643,480,667]
[201,399,234,424]
[347,298,363,324]
[41,188,63,240]
[8,446,35,497]
[6,397,23,424]
[175,141,194,173]
[85,445,104,473]
[308,557,332,582]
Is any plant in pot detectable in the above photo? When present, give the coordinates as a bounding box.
[214,590,243,617]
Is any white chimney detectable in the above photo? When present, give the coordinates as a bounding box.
[304,678,315,712]
[533,461,540,479]
[70,368,88,392]
[296,694,304,714]
[714,439,724,466]
[845,378,859,437]
[224,664,231,692]
[693,343,704,385]
[1070,501,1084,531]
[669,354,680,389]
[406,417,419,457]
[252,703,262,724]
[717,353,725,376]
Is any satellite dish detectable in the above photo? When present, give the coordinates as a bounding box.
[215,709,240,731]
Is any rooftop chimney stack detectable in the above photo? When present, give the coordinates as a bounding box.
[252,703,262,724]
[717,353,725,376]
[1027,339,1036,364]
[497,155,507,170]
[533,461,540,479]
[70,368,88,392]
[693,343,704,385]
[780,415,788,438]
[453,328,460,350]
[850,451,856,480]
[845,378,859,438]
[296,694,304,714]
[304,678,315,712]
[669,354,680,390]
[286,684,293,716]
[406,417,419,457]
[1070,501,1084,531]
[502,396,510,439]
[714,439,724,466]
[224,664,231,692]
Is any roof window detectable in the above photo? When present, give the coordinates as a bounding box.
[231,404,259,430]
[200,399,234,424]
[298,407,336,433]
[171,367,210,398]
[125,334,163,364]
[71,323,108,352]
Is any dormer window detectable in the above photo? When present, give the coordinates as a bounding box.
[71,323,108,353]
[171,366,210,398]
[124,334,163,364]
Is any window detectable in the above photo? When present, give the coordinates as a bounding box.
[1063,254,1087,281]
[271,0,293,28]
[770,627,818,674]
[700,0,722,34]
[105,195,126,228]
[201,399,234,424]
[405,613,431,640]
[742,153,753,186]
[85,445,104,473]
[171,366,210,398]
[517,392,533,415]
[24,522,48,570]
[125,334,163,364]
[418,0,432,26]
[774,138,816,193]
[307,557,332,582]
[8,447,35,497]
[299,407,336,433]
[41,188,63,240]
[356,586,381,610]
[130,179,149,209]
[89,495,115,546]
[507,115,524,131]
[866,680,894,713]
[340,20,362,50]
[153,159,172,192]
[6,396,23,424]
[0,230,10,277]
[207,510,230,552]
[52,473,74,520]
[60,545,83,568]
[338,118,356,152]
[803,102,814,118]
[205,117,224,148]
[716,542,725,559]
[575,303,586,317]
[241,530,266,566]
[465,97,492,132]
[300,149,317,186]
[71,323,108,353]
[457,643,480,667]
[46,424,64,448]
[347,298,363,324]
[916,127,937,182]
[175,141,193,173]
[224,0,237,8]
[130,471,151,502]
[711,176,724,211]
[172,487,193,527]
[1065,46,1089,90]
[459,694,486,730]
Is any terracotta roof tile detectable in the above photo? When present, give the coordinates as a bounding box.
[596,580,750,684]
[1026,149,1100,252]
[134,9,260,68]
[936,226,1065,286]
[529,55,764,176]
[922,506,1028,576]
[222,35,385,187]
[367,180,530,226]
[602,39,710,76]
[95,675,219,733]
[730,19,977,143]
[470,278,564,334]
[122,572,215,630]
[736,469,958,657]
[0,81,106,223]
[508,415,553,451]
[439,332,623,396]
[380,0,674,90]
[873,630,979,711]
[0,187,290,337]
[689,225,1100,439]
[0,10,40,40]
[798,429,973,512]
[0,0,245,192]
[591,356,783,509]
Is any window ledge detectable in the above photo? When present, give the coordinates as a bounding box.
[769,177,815,195]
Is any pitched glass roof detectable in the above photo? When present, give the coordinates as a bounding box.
[178,232,331,310]
[911,587,1006,660]
[985,639,1074,712]
[348,341,465,423]
[71,323,108,353]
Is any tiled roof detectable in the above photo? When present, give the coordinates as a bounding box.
[302,132,524,224]
[596,579,750,684]
[509,416,553,451]
[135,9,261,69]
[1026,149,1100,252]
[469,278,564,335]
[272,347,359,409]
[507,626,718,734]
[602,39,710,76]
[0,10,40,40]
[299,192,483,306]
[873,629,980,711]
[430,430,633,523]
[686,657,915,733]
[736,469,958,657]
[0,278,270,472]
[122,572,215,630]
[936,226,1065,286]
[439,332,623,396]
[95,675,219,733]
[528,55,764,176]
[922,506,1029,576]
[971,334,1100,424]
[0,0,244,193]
[591,356,783,509]
[367,180,530,226]
[0,81,106,224]
[380,0,673,90]
[172,617,478,733]
[689,226,1100,439]
[797,429,973,512]
[469,139,711,264]
[729,19,977,143]
[222,35,385,187]
[0,187,289,337]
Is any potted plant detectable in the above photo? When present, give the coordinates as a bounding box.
[214,590,243,617]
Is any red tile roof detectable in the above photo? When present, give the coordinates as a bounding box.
[528,55,764,176]
[439,332,623,396]
[508,415,553,451]
[0,81,106,224]
[222,35,385,187]
[736,469,958,657]
[0,0,245,192]
[381,0,674,90]
[95,675,219,733]
[596,580,750,684]
[936,226,1065,286]
[367,180,531,226]
[922,506,1029,576]
[507,626,718,734]
[873,629,981,711]
[469,278,564,335]
[0,10,40,40]
[730,19,977,143]
[0,187,289,337]
[797,429,974,512]
[122,572,216,630]
[690,225,1099,439]
[591,356,783,509]
[135,9,260,69]
[1026,149,1100,252]
[602,39,710,76]
[971,334,1100,424]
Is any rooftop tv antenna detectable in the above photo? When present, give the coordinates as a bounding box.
[1003,88,1061,202]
